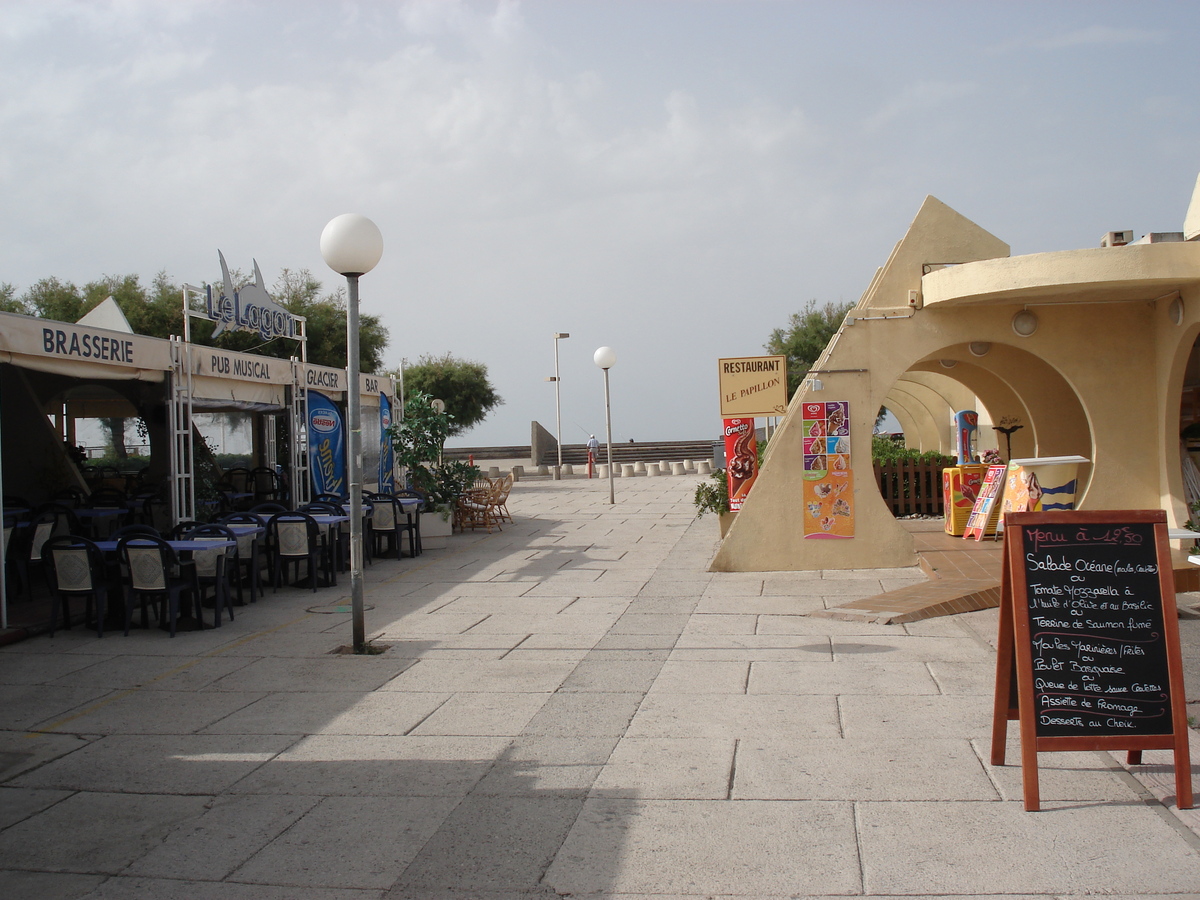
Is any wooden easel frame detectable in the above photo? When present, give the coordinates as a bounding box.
[990,509,1193,811]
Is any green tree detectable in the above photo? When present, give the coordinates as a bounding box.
[23,277,86,322]
[0,282,26,314]
[765,299,853,397]
[400,353,502,437]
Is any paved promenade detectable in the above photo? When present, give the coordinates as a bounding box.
[1,474,1199,898]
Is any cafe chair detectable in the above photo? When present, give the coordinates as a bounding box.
[224,467,253,495]
[251,466,281,504]
[394,489,425,556]
[50,486,86,508]
[117,535,200,638]
[43,535,110,638]
[218,513,267,604]
[186,523,238,626]
[267,512,333,593]
[140,493,172,532]
[84,487,131,538]
[493,473,514,524]
[367,493,414,559]
[19,504,81,597]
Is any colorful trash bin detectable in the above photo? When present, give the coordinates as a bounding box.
[943,464,986,536]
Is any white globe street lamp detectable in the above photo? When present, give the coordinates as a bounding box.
[320,213,383,654]
[593,346,616,504]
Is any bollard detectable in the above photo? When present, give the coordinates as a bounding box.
[670,462,686,476]
[621,463,636,478]
[696,460,712,475]
[511,465,523,482]
[634,461,646,474]
[660,460,672,473]
[596,463,609,478]
[562,464,574,476]
[646,463,661,477]
[488,466,501,478]
[553,465,561,480]
[537,465,550,476]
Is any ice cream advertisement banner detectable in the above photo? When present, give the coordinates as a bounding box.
[801,401,855,539]
[379,393,395,492]
[307,391,346,497]
[723,418,758,512]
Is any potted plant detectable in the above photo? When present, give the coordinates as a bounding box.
[387,390,480,547]
[693,468,734,536]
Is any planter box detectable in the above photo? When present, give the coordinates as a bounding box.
[421,513,453,549]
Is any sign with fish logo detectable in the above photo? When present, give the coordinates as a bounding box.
[801,401,854,539]
[204,251,300,342]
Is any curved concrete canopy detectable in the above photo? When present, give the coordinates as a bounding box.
[923,242,1200,308]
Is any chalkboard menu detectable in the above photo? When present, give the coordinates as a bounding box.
[990,510,1192,812]
[1019,519,1172,737]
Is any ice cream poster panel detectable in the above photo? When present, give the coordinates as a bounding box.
[801,401,854,538]
[723,418,758,512]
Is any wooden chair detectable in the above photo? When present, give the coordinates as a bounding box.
[493,473,514,523]
[456,478,503,533]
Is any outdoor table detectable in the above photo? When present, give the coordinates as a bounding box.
[74,506,131,539]
[308,515,349,576]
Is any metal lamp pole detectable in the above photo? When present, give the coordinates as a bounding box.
[320,214,383,654]
[553,333,569,477]
[593,346,616,504]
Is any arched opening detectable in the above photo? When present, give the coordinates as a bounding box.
[872,341,1093,515]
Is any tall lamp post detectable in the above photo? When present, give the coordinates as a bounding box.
[593,346,616,504]
[320,213,383,654]
[551,333,569,478]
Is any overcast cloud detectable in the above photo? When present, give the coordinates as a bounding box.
[2,0,1198,446]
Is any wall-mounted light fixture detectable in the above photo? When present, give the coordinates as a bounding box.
[1012,309,1039,337]
[968,342,991,357]
[1170,297,1185,326]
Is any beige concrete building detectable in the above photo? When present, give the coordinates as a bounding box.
[714,178,1200,572]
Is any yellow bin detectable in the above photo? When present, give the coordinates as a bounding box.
[943,465,986,536]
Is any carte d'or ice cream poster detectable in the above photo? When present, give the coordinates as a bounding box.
[801,401,855,539]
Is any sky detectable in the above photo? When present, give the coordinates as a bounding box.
[2,0,1199,448]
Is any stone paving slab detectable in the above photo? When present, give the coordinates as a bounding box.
[546,798,862,896]
[857,800,1200,894]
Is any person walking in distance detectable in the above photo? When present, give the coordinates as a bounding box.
[587,434,599,479]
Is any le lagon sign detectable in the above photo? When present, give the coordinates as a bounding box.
[718,355,788,418]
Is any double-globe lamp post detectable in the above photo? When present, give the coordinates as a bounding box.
[320,213,383,654]
[593,346,616,504]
